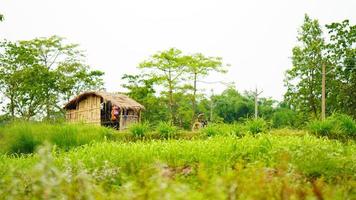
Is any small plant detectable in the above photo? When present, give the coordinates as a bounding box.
[245,118,267,135]
[129,122,150,138]
[329,114,356,138]
[156,122,178,139]
[309,114,356,139]
[230,123,245,137]
[308,120,334,138]
[200,124,222,137]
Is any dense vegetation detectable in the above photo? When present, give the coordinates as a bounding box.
[0,122,355,199]
[0,11,354,199]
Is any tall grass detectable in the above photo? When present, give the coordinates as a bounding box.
[244,118,268,135]
[128,122,150,138]
[308,114,356,139]
[0,135,354,199]
[0,122,115,154]
[156,121,178,139]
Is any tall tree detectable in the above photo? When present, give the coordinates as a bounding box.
[284,14,325,118]
[185,53,227,122]
[0,40,39,118]
[325,20,356,117]
[0,37,104,120]
[139,48,186,124]
[121,74,169,123]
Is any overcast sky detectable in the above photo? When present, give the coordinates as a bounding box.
[1,0,355,100]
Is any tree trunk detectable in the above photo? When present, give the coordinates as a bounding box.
[9,93,15,118]
[191,73,197,123]
[168,82,174,125]
[167,70,175,125]
[321,63,326,121]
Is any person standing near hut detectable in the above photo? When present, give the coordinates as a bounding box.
[111,105,120,129]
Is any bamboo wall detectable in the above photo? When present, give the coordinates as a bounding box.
[66,95,101,125]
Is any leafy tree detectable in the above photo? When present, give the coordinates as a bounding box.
[325,20,356,117]
[139,48,187,124]
[0,14,4,21]
[0,40,40,119]
[213,87,254,123]
[185,53,227,121]
[0,37,104,120]
[284,14,325,118]
[121,74,169,124]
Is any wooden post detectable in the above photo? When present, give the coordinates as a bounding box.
[138,110,141,123]
[254,88,258,119]
[254,87,263,119]
[321,63,326,121]
[119,108,123,130]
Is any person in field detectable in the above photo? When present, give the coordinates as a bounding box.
[111,106,120,129]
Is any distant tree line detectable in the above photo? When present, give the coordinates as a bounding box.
[122,15,355,128]
[0,14,354,128]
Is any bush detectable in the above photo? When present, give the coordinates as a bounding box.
[156,122,178,139]
[272,108,298,128]
[329,114,356,138]
[229,123,245,137]
[308,120,334,137]
[129,122,150,138]
[245,118,267,135]
[200,124,223,137]
[308,114,356,139]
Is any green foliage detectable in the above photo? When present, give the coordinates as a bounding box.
[200,124,222,137]
[156,121,178,139]
[128,122,150,138]
[138,48,228,126]
[0,36,104,120]
[245,118,268,135]
[213,87,254,123]
[284,14,325,118]
[285,15,355,119]
[0,134,355,199]
[308,114,356,139]
[308,119,334,137]
[272,108,299,128]
[0,122,114,154]
[329,114,356,138]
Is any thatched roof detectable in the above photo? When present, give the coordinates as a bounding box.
[64,91,145,110]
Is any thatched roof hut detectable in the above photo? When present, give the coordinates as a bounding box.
[64,91,144,129]
[64,91,145,111]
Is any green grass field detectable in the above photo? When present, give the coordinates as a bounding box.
[0,122,355,199]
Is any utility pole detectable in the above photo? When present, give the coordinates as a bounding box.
[321,63,326,121]
[254,87,263,119]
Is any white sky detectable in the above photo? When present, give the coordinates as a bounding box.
[1,0,355,100]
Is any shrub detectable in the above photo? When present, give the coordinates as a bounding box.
[308,120,334,138]
[244,118,267,135]
[229,123,245,137]
[271,108,298,128]
[200,124,222,137]
[129,122,150,138]
[329,114,356,138]
[156,122,178,139]
[308,114,356,139]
